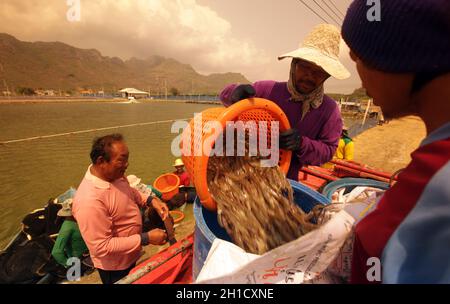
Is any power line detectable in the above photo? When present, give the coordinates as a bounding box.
[322,0,344,23]
[327,0,346,18]
[297,0,330,24]
[311,0,342,26]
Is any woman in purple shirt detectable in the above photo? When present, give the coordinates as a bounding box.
[220,24,350,180]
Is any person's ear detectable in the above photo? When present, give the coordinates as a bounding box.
[95,156,105,165]
[349,50,357,62]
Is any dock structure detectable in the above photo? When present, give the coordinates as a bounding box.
[338,98,362,112]
[119,88,150,99]
[360,99,385,124]
[338,98,385,125]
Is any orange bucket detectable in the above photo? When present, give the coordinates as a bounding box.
[170,210,185,224]
[153,173,180,201]
[181,98,292,211]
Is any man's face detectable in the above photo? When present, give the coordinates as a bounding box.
[98,141,129,182]
[349,51,415,119]
[294,59,330,94]
[175,166,184,174]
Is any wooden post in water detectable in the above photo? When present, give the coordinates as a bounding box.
[361,99,372,126]
[378,110,385,124]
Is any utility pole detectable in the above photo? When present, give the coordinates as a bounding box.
[156,76,160,98]
[164,79,167,100]
[0,62,11,100]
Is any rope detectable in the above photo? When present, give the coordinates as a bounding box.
[0,118,188,145]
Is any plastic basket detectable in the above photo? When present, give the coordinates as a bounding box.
[181,98,292,211]
[153,173,180,201]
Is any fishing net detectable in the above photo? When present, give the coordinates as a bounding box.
[0,235,55,284]
[21,199,62,238]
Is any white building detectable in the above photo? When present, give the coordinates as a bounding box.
[119,88,150,99]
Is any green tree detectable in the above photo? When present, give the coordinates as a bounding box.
[170,87,180,96]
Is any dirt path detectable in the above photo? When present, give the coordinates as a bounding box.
[353,115,427,173]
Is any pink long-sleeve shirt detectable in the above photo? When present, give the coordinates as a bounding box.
[72,166,149,271]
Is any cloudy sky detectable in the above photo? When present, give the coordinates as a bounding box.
[0,0,361,93]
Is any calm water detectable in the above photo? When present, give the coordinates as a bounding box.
[0,101,214,248]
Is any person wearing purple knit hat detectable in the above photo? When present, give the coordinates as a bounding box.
[342,0,450,284]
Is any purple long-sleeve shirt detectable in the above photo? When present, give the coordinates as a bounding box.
[220,81,342,180]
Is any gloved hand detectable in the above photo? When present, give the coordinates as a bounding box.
[230,84,256,103]
[279,128,302,151]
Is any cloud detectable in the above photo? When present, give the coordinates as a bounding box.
[0,0,270,80]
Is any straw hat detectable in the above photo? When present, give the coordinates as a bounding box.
[278,24,350,80]
[173,159,184,167]
[57,199,73,217]
[127,175,142,188]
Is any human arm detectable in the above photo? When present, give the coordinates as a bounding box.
[74,199,143,257]
[279,115,342,166]
[219,84,255,107]
[51,223,71,268]
[219,81,276,107]
[381,168,450,284]
[147,185,163,199]
[140,228,167,246]
[295,106,342,166]
[146,196,169,221]
[129,184,169,220]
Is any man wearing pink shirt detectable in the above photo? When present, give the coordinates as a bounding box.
[72,134,169,284]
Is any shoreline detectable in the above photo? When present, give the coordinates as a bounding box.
[0,98,221,105]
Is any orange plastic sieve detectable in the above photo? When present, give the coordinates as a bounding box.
[153,173,180,201]
[181,98,292,211]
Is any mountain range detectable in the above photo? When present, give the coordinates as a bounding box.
[0,33,249,94]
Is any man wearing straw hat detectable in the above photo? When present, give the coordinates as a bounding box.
[220,24,350,180]
[172,158,191,187]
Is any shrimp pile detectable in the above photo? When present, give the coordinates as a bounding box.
[207,154,322,255]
